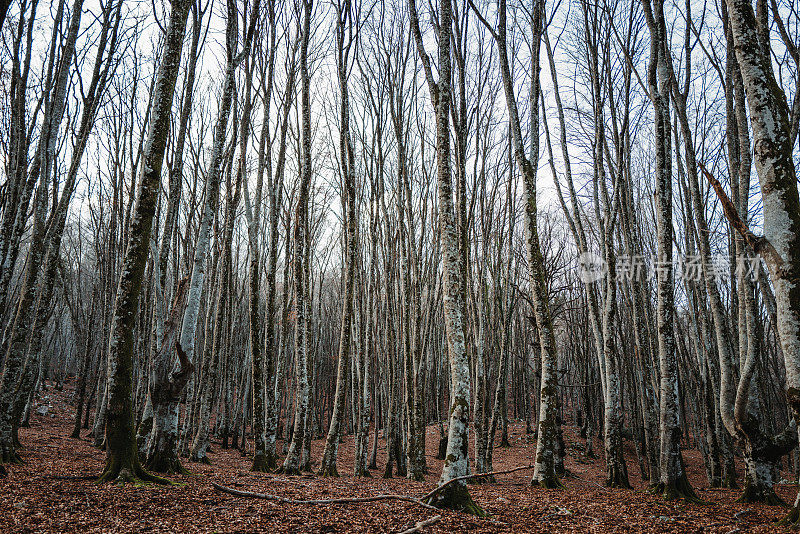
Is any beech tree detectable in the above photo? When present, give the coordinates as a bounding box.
[99,0,192,483]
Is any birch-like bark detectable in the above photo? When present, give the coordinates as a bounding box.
[281,0,313,475]
[713,0,800,520]
[248,0,278,473]
[144,280,192,473]
[319,0,358,477]
[186,0,258,463]
[408,0,481,514]
[11,0,122,456]
[641,0,699,500]
[158,2,204,291]
[472,0,561,488]
[263,42,297,468]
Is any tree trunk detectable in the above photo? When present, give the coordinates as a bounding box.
[98,0,192,484]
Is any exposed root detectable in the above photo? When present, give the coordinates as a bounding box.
[651,477,704,504]
[98,456,173,486]
[722,473,738,489]
[558,467,575,479]
[605,467,632,489]
[317,464,339,477]
[280,465,302,476]
[424,481,486,517]
[407,471,425,482]
[777,505,800,528]
[1,443,23,466]
[530,475,564,489]
[145,454,193,476]
[251,453,278,473]
[737,484,788,507]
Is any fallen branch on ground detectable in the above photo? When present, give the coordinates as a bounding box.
[211,482,440,511]
[212,464,536,515]
[398,515,441,534]
[420,464,536,502]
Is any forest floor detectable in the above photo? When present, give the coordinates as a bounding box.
[1,382,797,533]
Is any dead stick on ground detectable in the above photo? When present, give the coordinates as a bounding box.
[398,515,442,534]
[211,482,440,511]
[212,464,536,513]
[420,464,535,502]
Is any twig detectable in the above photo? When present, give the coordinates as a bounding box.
[590,481,609,492]
[398,515,442,534]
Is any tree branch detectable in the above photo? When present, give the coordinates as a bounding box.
[699,163,784,273]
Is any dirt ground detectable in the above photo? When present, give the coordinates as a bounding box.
[1,382,796,533]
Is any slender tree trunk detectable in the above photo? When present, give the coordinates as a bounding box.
[409,0,482,514]
[281,0,313,475]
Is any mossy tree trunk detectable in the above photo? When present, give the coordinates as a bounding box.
[144,280,192,474]
[98,0,192,484]
[281,0,313,476]
[319,0,358,477]
[408,0,483,515]
[641,0,699,501]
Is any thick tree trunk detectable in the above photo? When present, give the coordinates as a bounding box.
[98,0,192,484]
[144,280,192,473]
[721,0,800,521]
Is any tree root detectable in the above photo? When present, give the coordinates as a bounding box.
[407,470,425,482]
[605,468,632,489]
[651,477,704,504]
[777,505,800,528]
[279,465,302,476]
[145,455,193,476]
[98,456,174,486]
[722,474,738,489]
[737,484,788,507]
[317,463,339,477]
[424,481,487,517]
[251,455,276,473]
[0,444,23,466]
[530,474,564,489]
